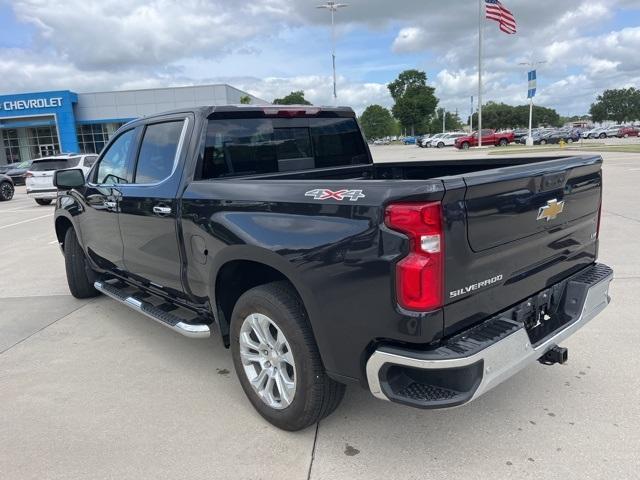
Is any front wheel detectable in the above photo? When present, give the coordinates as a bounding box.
[461,142,470,150]
[230,282,345,431]
[0,181,14,201]
[437,142,444,148]
[35,198,52,205]
[599,133,606,139]
[499,138,508,147]
[540,139,547,145]
[64,228,100,298]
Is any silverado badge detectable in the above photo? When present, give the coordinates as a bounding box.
[537,198,565,221]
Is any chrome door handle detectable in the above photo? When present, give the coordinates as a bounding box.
[153,206,172,215]
[104,201,117,209]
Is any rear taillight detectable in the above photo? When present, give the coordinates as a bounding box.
[385,202,444,311]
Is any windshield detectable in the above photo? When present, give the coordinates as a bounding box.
[30,158,80,171]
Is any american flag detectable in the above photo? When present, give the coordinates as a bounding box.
[485,0,517,34]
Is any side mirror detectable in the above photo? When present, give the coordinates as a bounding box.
[54,168,85,190]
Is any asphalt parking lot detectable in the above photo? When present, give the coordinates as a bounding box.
[1,146,639,479]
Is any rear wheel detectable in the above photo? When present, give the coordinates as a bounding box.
[0,181,14,201]
[64,228,99,298]
[230,282,345,431]
[35,198,52,206]
[599,132,606,139]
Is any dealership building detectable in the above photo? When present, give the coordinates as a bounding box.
[0,84,266,165]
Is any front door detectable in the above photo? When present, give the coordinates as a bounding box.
[79,128,137,271]
[117,117,189,294]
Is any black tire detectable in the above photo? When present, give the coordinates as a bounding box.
[230,281,345,431]
[540,139,547,145]
[64,228,100,299]
[437,142,444,148]
[461,142,470,150]
[499,138,508,147]
[35,198,52,205]
[0,181,14,201]
[599,132,606,139]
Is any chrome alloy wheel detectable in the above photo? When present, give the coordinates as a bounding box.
[239,313,296,409]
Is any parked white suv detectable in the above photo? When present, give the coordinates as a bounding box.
[429,132,467,148]
[26,154,97,205]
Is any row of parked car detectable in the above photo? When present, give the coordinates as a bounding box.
[417,132,467,148]
[0,153,97,204]
[581,125,639,139]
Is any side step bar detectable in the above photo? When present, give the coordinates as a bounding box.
[94,281,211,339]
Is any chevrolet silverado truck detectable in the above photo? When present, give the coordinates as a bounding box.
[455,129,515,149]
[53,105,612,431]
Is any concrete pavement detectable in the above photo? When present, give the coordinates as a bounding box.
[1,148,639,479]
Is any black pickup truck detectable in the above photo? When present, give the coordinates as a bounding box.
[53,105,613,431]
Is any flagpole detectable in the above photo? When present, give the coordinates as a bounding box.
[478,0,483,147]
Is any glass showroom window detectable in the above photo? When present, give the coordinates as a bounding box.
[1,126,60,162]
[1,129,21,163]
[77,122,125,154]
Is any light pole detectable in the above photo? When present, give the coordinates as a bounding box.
[316,2,348,103]
[519,60,546,146]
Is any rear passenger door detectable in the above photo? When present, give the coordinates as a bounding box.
[117,115,191,294]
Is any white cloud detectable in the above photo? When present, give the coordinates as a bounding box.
[1,0,639,118]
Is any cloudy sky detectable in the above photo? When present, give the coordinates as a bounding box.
[1,0,639,116]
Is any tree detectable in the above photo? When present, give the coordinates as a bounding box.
[239,95,251,104]
[590,88,640,123]
[273,90,312,105]
[470,102,561,129]
[359,105,396,139]
[427,109,464,133]
[388,69,438,135]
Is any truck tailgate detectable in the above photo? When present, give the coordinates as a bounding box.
[465,159,601,251]
[442,155,602,336]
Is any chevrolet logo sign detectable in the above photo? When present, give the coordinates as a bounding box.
[537,199,565,221]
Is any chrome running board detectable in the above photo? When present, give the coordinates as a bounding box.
[94,280,210,339]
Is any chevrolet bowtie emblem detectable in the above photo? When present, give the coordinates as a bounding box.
[537,199,565,221]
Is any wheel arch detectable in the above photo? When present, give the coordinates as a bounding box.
[210,247,320,350]
[55,215,75,251]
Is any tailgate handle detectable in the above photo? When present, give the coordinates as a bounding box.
[541,172,566,192]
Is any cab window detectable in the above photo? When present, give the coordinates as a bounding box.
[95,129,135,185]
[133,121,184,184]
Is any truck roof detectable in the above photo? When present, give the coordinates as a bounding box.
[129,104,356,123]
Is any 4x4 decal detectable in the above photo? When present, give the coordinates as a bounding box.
[304,189,366,202]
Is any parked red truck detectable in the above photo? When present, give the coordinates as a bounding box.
[455,129,515,149]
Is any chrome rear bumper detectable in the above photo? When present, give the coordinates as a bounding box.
[366,263,613,408]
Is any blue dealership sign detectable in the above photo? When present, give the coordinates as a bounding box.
[0,90,79,153]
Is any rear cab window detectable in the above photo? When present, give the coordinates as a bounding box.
[30,158,79,171]
[133,120,185,184]
[200,114,368,179]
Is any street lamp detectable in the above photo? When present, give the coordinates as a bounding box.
[518,60,547,146]
[316,2,348,102]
